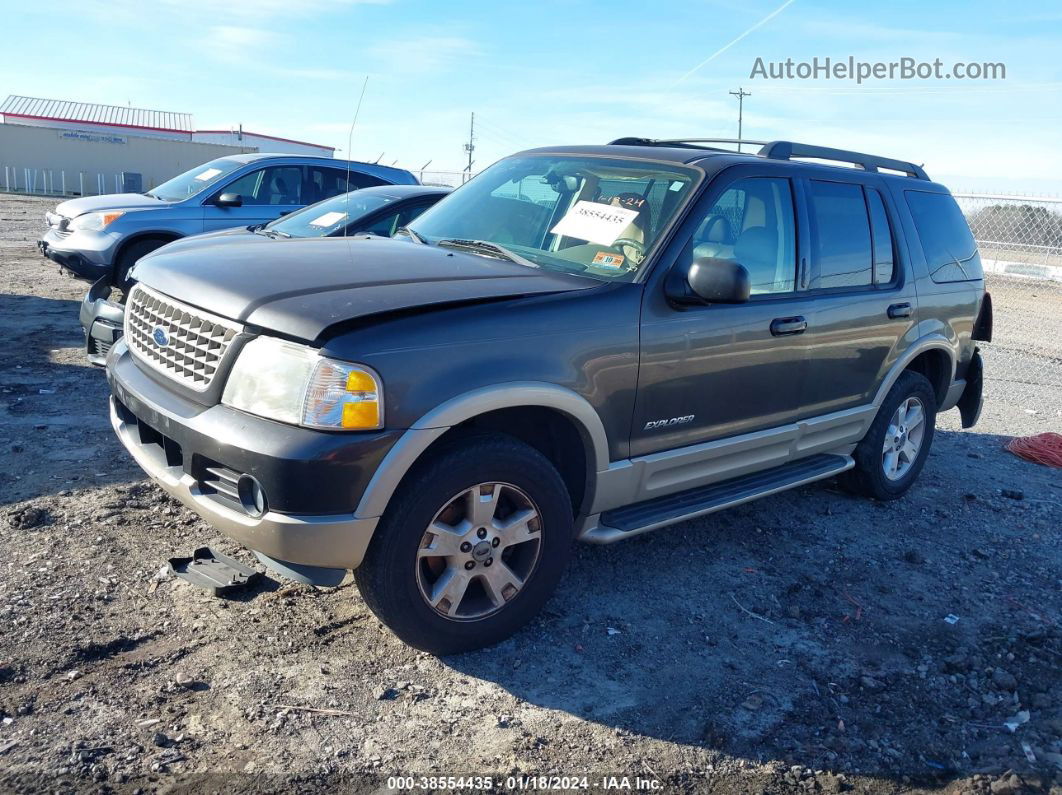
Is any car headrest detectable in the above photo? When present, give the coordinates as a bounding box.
[734,226,776,265]
[700,214,731,244]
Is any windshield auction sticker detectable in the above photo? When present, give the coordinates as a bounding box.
[550,200,640,246]
[308,211,348,227]
[194,168,223,182]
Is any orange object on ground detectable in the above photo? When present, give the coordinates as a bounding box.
[1005,432,1062,468]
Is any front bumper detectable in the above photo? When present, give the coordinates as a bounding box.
[80,277,125,366]
[38,227,117,282]
[107,342,403,569]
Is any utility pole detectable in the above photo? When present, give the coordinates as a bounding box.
[463,112,475,182]
[729,88,751,151]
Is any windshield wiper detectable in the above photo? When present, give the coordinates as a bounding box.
[436,239,538,269]
[254,227,291,239]
[396,226,426,244]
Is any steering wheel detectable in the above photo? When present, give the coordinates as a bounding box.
[612,237,646,260]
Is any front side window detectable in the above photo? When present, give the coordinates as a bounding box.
[685,177,797,295]
[807,180,873,289]
[223,165,303,206]
[148,158,245,202]
[407,155,699,281]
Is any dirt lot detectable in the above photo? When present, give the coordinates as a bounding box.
[1,193,1060,794]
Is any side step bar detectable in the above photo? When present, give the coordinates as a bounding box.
[583,453,853,543]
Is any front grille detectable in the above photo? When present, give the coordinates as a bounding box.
[125,283,242,391]
[91,338,113,358]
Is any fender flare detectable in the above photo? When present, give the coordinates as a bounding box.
[354,382,610,519]
[873,334,955,407]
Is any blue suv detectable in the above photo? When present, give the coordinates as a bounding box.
[37,153,417,287]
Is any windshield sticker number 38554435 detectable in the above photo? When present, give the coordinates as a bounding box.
[550,200,640,246]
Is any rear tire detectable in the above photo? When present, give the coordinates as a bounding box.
[114,238,170,299]
[354,434,574,655]
[840,371,937,501]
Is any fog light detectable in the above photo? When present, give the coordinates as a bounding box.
[237,475,267,518]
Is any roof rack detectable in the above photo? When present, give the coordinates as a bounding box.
[607,136,929,180]
[759,141,929,180]
[608,137,769,151]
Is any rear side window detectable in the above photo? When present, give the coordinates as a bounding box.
[866,188,896,284]
[905,191,983,282]
[318,167,387,199]
[807,180,873,289]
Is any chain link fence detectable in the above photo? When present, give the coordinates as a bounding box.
[954,193,1062,421]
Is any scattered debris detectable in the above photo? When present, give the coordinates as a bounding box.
[168,547,260,596]
[1003,710,1030,732]
[944,614,961,625]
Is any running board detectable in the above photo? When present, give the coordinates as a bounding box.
[583,453,853,543]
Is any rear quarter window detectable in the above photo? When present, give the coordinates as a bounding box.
[905,190,984,282]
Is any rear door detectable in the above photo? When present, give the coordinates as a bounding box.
[632,166,820,457]
[798,174,916,414]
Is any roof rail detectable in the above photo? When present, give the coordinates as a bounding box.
[608,136,768,151]
[759,140,929,180]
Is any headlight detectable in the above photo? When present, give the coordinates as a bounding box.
[221,336,383,430]
[70,211,126,231]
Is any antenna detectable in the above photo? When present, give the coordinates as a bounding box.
[343,75,369,238]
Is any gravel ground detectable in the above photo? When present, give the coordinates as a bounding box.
[1,193,1060,794]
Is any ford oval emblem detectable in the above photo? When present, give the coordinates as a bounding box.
[152,326,171,347]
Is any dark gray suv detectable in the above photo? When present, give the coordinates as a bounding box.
[105,139,991,654]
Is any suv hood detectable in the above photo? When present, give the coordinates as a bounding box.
[56,192,168,218]
[134,235,600,341]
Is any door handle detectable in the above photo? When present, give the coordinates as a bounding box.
[770,316,807,336]
[888,302,913,319]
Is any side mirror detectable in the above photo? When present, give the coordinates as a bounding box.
[215,193,242,207]
[667,257,751,305]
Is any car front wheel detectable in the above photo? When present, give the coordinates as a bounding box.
[354,434,574,654]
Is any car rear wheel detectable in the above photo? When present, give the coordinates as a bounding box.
[841,370,937,501]
[354,434,574,654]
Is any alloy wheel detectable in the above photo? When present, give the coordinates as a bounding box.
[415,482,543,620]
[882,396,927,481]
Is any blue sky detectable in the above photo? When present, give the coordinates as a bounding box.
[3,0,1061,192]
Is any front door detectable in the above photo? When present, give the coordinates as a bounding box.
[203,165,306,231]
[632,171,818,458]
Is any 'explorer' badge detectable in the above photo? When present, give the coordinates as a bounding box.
[152,326,171,347]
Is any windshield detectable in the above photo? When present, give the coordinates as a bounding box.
[407,155,699,280]
[264,191,398,237]
[147,158,246,202]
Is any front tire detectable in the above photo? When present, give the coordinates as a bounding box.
[114,238,169,298]
[354,434,574,655]
[841,370,937,501]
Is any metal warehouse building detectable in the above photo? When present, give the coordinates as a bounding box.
[0,95,335,196]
